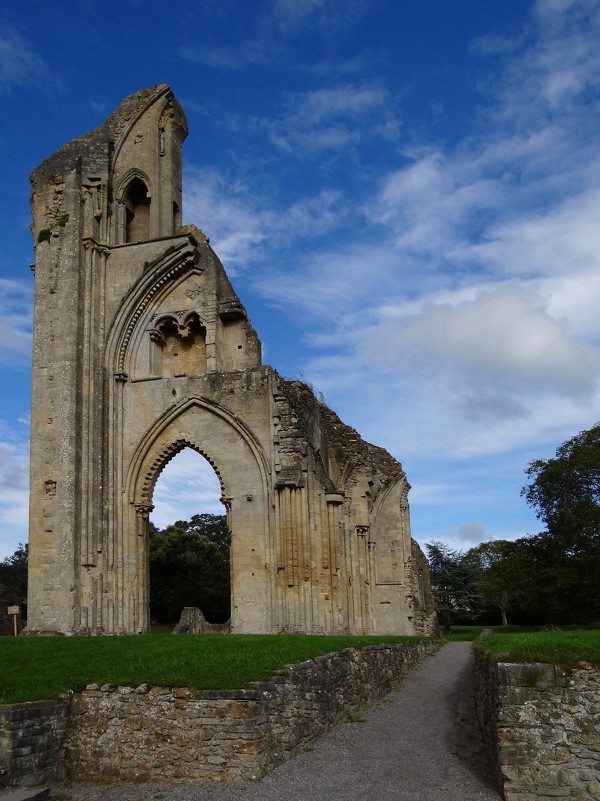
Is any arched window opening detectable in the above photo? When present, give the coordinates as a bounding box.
[149,448,231,629]
[150,313,207,377]
[124,177,150,242]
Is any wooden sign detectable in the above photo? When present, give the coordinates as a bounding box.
[7,605,20,636]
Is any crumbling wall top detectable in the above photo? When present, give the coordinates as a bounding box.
[279,379,405,491]
[30,84,186,186]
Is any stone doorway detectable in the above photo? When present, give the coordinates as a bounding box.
[149,448,231,629]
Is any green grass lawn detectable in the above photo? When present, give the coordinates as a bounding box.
[0,634,425,705]
[475,629,600,667]
[443,626,487,641]
[444,625,541,642]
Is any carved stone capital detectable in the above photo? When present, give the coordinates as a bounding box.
[133,503,154,519]
[114,371,128,383]
[356,525,370,537]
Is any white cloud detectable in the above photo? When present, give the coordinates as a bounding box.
[183,167,274,271]
[183,165,349,275]
[0,25,51,94]
[361,289,598,397]
[0,437,29,560]
[179,41,270,71]
[150,448,225,530]
[176,0,600,554]
[459,188,600,279]
[266,83,399,154]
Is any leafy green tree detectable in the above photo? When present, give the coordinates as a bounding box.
[464,539,533,626]
[426,542,483,633]
[149,515,231,624]
[520,423,600,624]
[0,543,28,633]
[169,514,231,556]
[522,422,600,550]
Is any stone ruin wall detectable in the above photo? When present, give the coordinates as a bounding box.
[278,379,437,636]
[474,650,600,801]
[26,83,437,638]
[0,640,439,788]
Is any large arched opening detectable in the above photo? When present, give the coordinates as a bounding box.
[148,447,231,628]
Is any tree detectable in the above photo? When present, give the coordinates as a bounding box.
[0,543,28,634]
[520,423,600,624]
[464,539,533,626]
[426,542,483,633]
[149,515,231,624]
[522,423,600,550]
[170,514,231,556]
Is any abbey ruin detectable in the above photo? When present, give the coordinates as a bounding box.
[26,84,436,637]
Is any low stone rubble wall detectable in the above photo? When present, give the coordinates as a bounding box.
[474,650,600,801]
[0,699,69,789]
[1,639,439,786]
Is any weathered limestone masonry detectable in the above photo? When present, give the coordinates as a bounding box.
[474,651,600,801]
[0,640,438,787]
[0,699,69,789]
[27,83,437,637]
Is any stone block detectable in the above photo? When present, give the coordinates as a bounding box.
[588,782,600,799]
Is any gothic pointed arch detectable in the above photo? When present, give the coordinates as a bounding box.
[367,473,410,573]
[125,394,271,508]
[104,234,203,379]
[116,169,152,244]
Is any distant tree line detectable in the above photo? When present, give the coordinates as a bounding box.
[0,543,28,635]
[5,423,599,634]
[149,513,231,624]
[0,515,231,633]
[427,423,600,630]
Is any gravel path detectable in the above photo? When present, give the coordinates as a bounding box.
[50,642,501,801]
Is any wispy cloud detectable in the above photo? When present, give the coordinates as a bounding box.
[0,23,52,94]
[183,167,276,271]
[179,41,271,71]
[179,0,374,71]
[265,83,399,153]
[150,448,224,530]
[0,278,32,365]
[174,0,600,545]
[0,432,29,559]
[256,3,600,478]
[183,166,346,272]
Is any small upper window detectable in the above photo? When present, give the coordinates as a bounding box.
[124,178,150,242]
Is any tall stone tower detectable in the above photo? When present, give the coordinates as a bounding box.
[27,85,437,636]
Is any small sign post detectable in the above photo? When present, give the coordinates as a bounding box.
[7,605,19,637]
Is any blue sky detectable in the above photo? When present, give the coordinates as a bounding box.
[1,0,599,559]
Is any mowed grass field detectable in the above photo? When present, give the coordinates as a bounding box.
[2,627,599,705]
[475,629,600,667]
[0,633,423,704]
[449,624,600,666]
